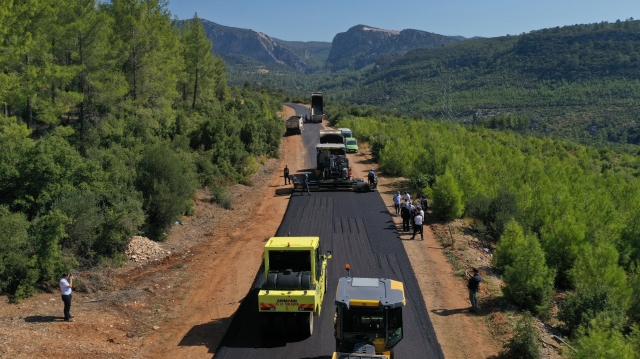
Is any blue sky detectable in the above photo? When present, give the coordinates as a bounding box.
[167,0,638,42]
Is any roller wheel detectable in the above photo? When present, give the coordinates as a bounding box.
[285,314,297,338]
[298,312,313,337]
[259,313,270,338]
[271,314,285,337]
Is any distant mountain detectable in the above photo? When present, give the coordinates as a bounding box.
[191,19,311,73]
[323,20,640,149]
[326,25,463,71]
[272,39,332,70]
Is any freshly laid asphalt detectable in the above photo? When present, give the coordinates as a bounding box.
[213,104,444,359]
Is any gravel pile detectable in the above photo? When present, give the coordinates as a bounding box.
[125,236,171,262]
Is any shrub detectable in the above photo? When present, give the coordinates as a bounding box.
[136,145,197,240]
[369,132,390,161]
[570,314,635,359]
[0,209,31,295]
[465,189,519,242]
[629,265,640,322]
[558,287,626,337]
[496,221,555,315]
[210,184,233,210]
[498,312,541,359]
[409,173,434,196]
[431,170,464,221]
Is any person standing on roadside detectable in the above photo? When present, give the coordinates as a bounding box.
[304,173,311,195]
[60,273,74,322]
[393,191,401,215]
[404,191,411,204]
[420,195,428,211]
[284,165,290,185]
[400,202,410,232]
[411,211,424,240]
[466,268,482,313]
[407,201,415,227]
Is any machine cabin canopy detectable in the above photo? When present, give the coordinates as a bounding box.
[335,277,405,310]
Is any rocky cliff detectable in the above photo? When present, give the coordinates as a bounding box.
[196,19,311,73]
[326,25,462,71]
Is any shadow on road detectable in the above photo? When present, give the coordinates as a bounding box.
[214,287,291,352]
[275,188,294,196]
[430,308,470,316]
[24,315,61,323]
[179,317,233,354]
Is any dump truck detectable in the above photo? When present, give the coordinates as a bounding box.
[258,236,332,338]
[311,92,324,123]
[333,270,406,359]
[319,129,344,144]
[285,115,303,135]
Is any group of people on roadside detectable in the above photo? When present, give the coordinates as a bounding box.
[393,191,428,240]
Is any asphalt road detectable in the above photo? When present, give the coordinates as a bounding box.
[214,104,444,359]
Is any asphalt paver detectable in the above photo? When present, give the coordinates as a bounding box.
[214,105,444,359]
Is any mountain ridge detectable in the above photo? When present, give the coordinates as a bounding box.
[326,24,463,71]
[185,18,463,74]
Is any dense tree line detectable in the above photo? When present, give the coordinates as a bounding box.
[235,20,640,152]
[335,114,640,357]
[0,1,285,299]
[335,20,640,151]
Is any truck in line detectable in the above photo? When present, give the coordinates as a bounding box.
[311,92,324,123]
[285,115,303,135]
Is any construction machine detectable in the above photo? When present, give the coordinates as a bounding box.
[258,237,332,339]
[285,115,303,135]
[333,266,406,359]
[311,92,325,123]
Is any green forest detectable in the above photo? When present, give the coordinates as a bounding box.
[334,20,640,150]
[334,111,640,357]
[0,0,285,299]
[234,19,640,152]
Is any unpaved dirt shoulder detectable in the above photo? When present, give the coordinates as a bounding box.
[0,105,301,359]
[141,105,303,358]
[344,139,501,359]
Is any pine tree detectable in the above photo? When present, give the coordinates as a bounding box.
[431,169,464,221]
[570,314,635,359]
[179,14,218,110]
[496,220,555,314]
[569,242,632,311]
[105,0,182,125]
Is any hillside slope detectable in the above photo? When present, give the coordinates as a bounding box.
[328,20,640,149]
[193,19,311,73]
[326,24,462,71]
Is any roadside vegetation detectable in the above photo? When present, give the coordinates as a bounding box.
[334,113,640,357]
[0,0,285,300]
[242,19,640,153]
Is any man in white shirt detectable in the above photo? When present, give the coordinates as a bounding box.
[411,213,424,240]
[404,191,411,203]
[418,206,425,236]
[59,273,74,322]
